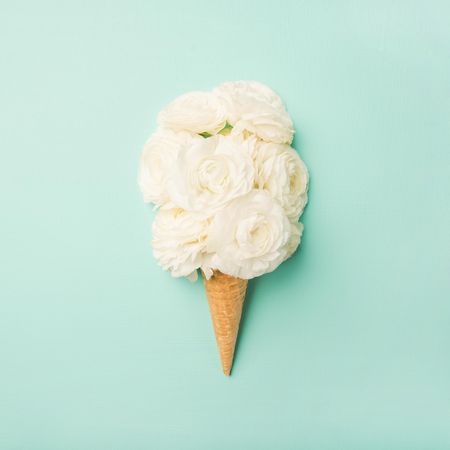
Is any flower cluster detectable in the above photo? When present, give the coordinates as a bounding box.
[139,81,308,280]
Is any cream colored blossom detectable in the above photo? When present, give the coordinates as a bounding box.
[206,190,294,279]
[215,80,294,144]
[138,128,201,207]
[167,134,256,212]
[157,91,227,135]
[254,141,308,220]
[152,208,210,281]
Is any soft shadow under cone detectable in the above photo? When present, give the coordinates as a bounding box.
[202,270,248,376]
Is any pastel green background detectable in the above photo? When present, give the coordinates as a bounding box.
[1,1,449,449]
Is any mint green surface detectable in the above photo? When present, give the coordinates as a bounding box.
[1,1,449,449]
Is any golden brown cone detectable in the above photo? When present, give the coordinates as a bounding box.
[202,270,248,376]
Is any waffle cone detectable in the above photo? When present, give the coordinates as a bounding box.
[202,270,248,376]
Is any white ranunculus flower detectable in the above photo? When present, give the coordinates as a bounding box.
[214,80,294,144]
[157,91,227,135]
[152,208,210,281]
[206,190,294,279]
[138,128,201,207]
[167,134,256,212]
[254,142,309,220]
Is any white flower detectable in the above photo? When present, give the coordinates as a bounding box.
[206,190,294,279]
[167,134,256,212]
[214,80,294,144]
[140,81,309,282]
[138,128,201,207]
[254,142,309,220]
[157,91,227,135]
[152,208,210,281]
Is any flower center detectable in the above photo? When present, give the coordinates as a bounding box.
[235,215,273,257]
[197,156,229,193]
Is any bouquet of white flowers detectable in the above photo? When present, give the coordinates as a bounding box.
[139,81,309,375]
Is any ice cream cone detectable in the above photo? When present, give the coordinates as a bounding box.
[202,270,248,376]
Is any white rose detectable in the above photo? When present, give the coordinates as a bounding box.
[167,134,256,212]
[214,80,294,144]
[138,128,201,207]
[152,208,210,281]
[254,141,309,220]
[157,91,227,135]
[206,190,294,279]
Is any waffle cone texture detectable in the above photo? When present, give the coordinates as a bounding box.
[202,271,248,376]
